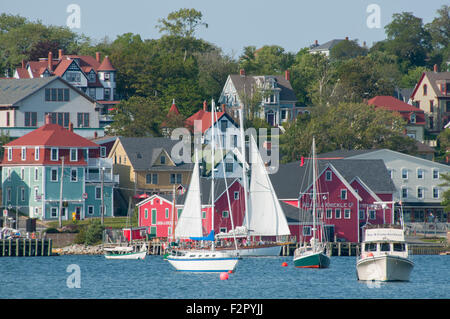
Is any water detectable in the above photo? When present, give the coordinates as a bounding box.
[0,255,448,299]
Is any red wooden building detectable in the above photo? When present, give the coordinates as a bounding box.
[136,178,245,239]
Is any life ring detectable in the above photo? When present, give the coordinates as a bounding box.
[367,252,374,257]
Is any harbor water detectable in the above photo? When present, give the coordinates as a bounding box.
[0,255,448,299]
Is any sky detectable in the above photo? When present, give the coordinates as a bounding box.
[1,0,447,57]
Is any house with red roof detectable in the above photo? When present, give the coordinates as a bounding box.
[368,95,426,142]
[1,115,119,221]
[13,50,118,126]
[0,77,104,138]
[410,65,450,133]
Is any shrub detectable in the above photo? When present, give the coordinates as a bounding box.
[45,228,60,234]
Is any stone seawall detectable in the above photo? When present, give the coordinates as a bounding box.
[54,244,103,255]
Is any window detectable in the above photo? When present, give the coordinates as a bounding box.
[51,207,58,218]
[417,187,424,199]
[146,173,158,185]
[160,155,166,165]
[423,84,427,96]
[340,189,347,200]
[34,168,39,181]
[369,210,376,220]
[402,188,408,199]
[95,186,101,199]
[20,187,25,202]
[202,211,206,219]
[45,88,69,101]
[51,148,59,161]
[433,169,439,179]
[430,101,434,113]
[417,169,424,179]
[89,72,96,82]
[365,243,377,252]
[335,209,341,219]
[7,188,11,202]
[7,148,12,161]
[21,167,24,179]
[234,191,239,200]
[302,226,311,236]
[410,113,416,124]
[344,209,351,219]
[66,72,81,83]
[104,88,111,100]
[50,168,58,182]
[325,171,332,181]
[393,243,405,252]
[6,111,10,126]
[34,187,39,200]
[220,120,228,132]
[88,206,94,216]
[144,209,148,219]
[24,112,37,127]
[433,187,439,199]
[401,168,408,179]
[359,210,365,220]
[225,163,233,173]
[326,209,332,219]
[89,88,96,99]
[222,211,229,218]
[170,173,182,184]
[35,147,40,161]
[77,113,90,127]
[71,168,78,182]
[104,72,110,81]
[70,148,78,162]
[100,147,106,158]
[380,243,390,252]
[388,169,393,179]
[21,147,26,161]
[165,208,169,219]
[317,209,323,219]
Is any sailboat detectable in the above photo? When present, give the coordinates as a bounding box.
[215,109,291,256]
[166,101,239,272]
[356,204,414,281]
[293,137,330,268]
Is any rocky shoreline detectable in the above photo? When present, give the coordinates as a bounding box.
[54,244,104,255]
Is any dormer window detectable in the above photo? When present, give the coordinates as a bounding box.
[410,113,416,124]
[160,155,166,164]
[88,72,96,82]
[423,84,427,96]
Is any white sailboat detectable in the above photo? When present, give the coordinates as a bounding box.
[216,109,291,257]
[166,101,239,273]
[356,205,414,281]
[293,137,330,268]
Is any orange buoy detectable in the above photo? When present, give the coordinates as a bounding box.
[228,270,233,274]
[282,262,288,267]
[220,272,229,280]
[367,253,374,257]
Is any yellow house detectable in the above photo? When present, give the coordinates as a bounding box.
[108,137,194,202]
[411,66,450,133]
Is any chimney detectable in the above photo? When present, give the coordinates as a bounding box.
[221,104,226,112]
[434,64,438,73]
[21,60,25,69]
[203,100,207,111]
[58,49,63,60]
[48,51,53,71]
[239,69,245,76]
[285,69,290,81]
[96,52,101,63]
[314,40,318,46]
[363,41,366,47]
[45,114,51,125]
[345,36,349,41]
[69,122,73,132]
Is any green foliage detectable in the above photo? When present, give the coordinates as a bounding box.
[439,172,450,213]
[45,227,60,234]
[280,103,417,162]
[75,219,105,245]
[238,45,295,75]
[156,8,207,38]
[399,66,428,88]
[329,39,368,61]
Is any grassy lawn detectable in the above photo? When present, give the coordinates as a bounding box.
[46,217,138,229]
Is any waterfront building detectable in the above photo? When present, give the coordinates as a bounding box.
[136,178,244,238]
[0,77,104,138]
[1,116,118,220]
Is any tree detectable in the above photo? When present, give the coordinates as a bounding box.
[280,102,417,162]
[329,39,368,61]
[399,66,429,88]
[439,172,450,213]
[426,5,450,71]
[156,8,208,38]
[238,45,295,75]
[106,96,164,137]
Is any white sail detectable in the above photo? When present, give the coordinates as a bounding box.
[174,158,203,239]
[248,135,291,236]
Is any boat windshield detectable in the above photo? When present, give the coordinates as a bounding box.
[393,243,406,252]
[380,243,390,252]
[364,243,377,252]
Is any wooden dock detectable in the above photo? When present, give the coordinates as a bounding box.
[0,239,53,257]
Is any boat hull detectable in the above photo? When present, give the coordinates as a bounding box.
[104,251,147,260]
[356,255,414,281]
[294,252,330,268]
[167,251,239,272]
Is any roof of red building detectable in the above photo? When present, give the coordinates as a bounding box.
[97,56,115,71]
[185,109,226,133]
[15,68,30,79]
[368,96,424,112]
[169,100,180,115]
[5,123,99,148]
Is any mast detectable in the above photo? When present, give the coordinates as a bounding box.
[238,108,250,237]
[172,184,176,243]
[312,137,317,243]
[211,99,215,251]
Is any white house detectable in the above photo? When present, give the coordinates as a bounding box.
[0,77,104,138]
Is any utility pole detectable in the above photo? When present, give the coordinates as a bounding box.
[58,156,65,228]
[101,167,105,225]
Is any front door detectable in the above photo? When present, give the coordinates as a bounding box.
[266,111,275,126]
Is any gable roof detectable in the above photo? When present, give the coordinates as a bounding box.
[412,71,450,99]
[0,77,57,107]
[228,74,297,102]
[368,95,426,125]
[309,39,344,52]
[185,109,237,133]
[114,137,193,171]
[4,123,99,148]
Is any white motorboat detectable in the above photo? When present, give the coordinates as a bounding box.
[356,224,414,281]
[104,243,147,260]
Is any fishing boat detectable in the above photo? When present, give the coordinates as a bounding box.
[356,219,414,281]
[166,101,239,272]
[104,243,147,260]
[215,109,291,257]
[293,137,330,268]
